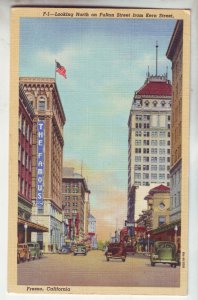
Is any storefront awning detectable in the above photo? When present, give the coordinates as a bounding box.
[18,217,48,232]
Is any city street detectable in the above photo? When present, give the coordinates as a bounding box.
[18,250,180,287]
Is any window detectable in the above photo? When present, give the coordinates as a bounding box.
[143,115,150,121]
[168,131,171,137]
[135,131,142,137]
[151,148,157,154]
[153,100,157,107]
[65,184,70,193]
[136,115,142,121]
[159,149,165,155]
[143,140,149,146]
[18,145,21,161]
[143,157,149,162]
[135,148,141,154]
[145,100,149,107]
[143,182,150,186]
[22,149,25,165]
[159,157,165,163]
[159,131,165,137]
[73,196,78,201]
[151,173,157,180]
[151,131,158,137]
[135,140,141,146]
[151,157,157,163]
[159,202,165,209]
[19,113,22,130]
[161,101,165,107]
[143,165,149,171]
[143,148,149,154]
[38,98,46,110]
[151,165,157,171]
[65,196,70,201]
[159,216,166,226]
[159,140,165,146]
[135,173,141,179]
[159,165,165,171]
[159,174,165,180]
[151,140,157,146]
[26,124,29,140]
[143,131,150,137]
[135,165,141,170]
[135,156,141,162]
[38,208,44,214]
[143,173,149,179]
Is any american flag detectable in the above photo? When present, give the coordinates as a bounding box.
[56,61,67,79]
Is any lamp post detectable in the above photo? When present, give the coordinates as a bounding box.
[147,233,150,253]
[174,225,178,249]
[24,223,28,244]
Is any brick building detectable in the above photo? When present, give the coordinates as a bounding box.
[62,167,90,241]
[20,77,66,252]
[18,84,48,243]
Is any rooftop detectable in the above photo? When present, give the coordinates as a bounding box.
[149,184,170,195]
[136,75,172,97]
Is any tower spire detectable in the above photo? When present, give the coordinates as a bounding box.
[156,41,158,76]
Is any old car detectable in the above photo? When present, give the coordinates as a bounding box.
[17,243,31,263]
[105,242,126,262]
[58,244,71,254]
[150,241,179,268]
[73,244,87,256]
[27,242,42,259]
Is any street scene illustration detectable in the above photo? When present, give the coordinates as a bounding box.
[17,16,183,288]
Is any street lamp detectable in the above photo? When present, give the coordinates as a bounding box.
[24,223,28,244]
[147,233,150,253]
[174,225,178,249]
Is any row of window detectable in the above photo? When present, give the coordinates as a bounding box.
[135,148,170,154]
[135,131,171,138]
[64,209,78,214]
[135,165,169,171]
[19,114,33,143]
[135,138,170,147]
[136,115,170,121]
[135,181,170,187]
[18,145,32,171]
[135,99,171,108]
[134,173,169,180]
[18,177,31,199]
[64,201,78,206]
[64,196,79,201]
[135,156,170,163]
[136,123,150,129]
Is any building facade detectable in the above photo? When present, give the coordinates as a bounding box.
[127,74,172,224]
[62,167,90,241]
[20,77,66,252]
[166,21,183,223]
[18,84,48,243]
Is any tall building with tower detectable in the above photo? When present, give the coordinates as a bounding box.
[127,44,172,224]
[19,77,66,252]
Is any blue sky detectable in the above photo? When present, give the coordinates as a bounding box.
[19,17,176,240]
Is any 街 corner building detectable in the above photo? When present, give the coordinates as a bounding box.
[19,77,66,252]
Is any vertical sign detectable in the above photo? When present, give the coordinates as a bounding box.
[36,121,45,208]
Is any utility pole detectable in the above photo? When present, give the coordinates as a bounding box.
[156,41,158,76]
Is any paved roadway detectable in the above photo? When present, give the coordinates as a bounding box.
[18,250,180,287]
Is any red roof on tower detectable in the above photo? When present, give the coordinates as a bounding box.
[136,78,172,96]
[149,184,170,195]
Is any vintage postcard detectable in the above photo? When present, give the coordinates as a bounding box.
[8,6,190,295]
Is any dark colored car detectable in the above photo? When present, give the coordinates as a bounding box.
[105,242,126,262]
[74,244,87,256]
[150,241,179,268]
[58,245,71,254]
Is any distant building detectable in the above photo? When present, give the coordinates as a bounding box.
[88,214,97,248]
[166,20,183,223]
[128,71,172,224]
[20,77,66,252]
[62,167,90,241]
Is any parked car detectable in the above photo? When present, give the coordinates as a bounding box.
[74,244,87,256]
[58,245,71,254]
[27,242,42,259]
[105,242,126,262]
[150,241,179,268]
[17,243,31,263]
